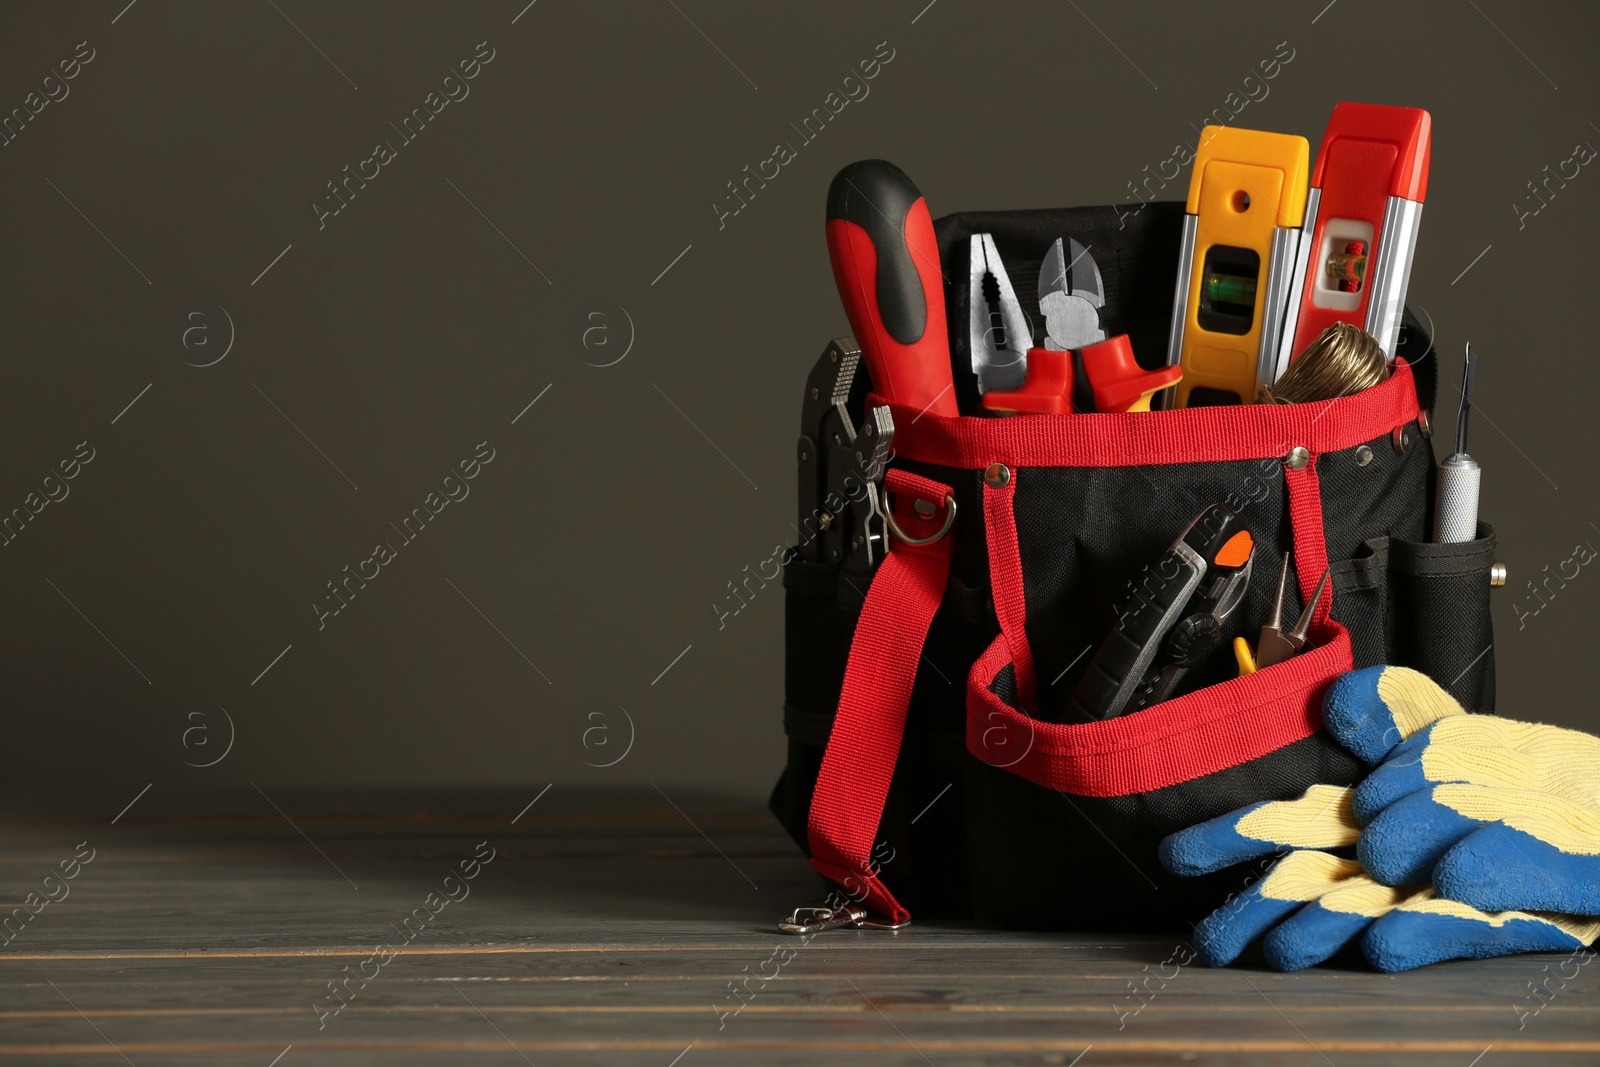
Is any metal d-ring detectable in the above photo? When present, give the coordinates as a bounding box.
[884,493,957,547]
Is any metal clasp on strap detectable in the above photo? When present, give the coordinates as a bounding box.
[848,406,896,568]
[778,902,910,936]
[884,492,957,547]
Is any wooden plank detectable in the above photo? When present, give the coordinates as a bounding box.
[2,790,1594,1066]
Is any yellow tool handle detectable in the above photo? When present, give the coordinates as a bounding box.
[1233,636,1258,676]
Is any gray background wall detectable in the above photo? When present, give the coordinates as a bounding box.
[1,0,1595,810]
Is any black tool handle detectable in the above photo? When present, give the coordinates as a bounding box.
[1064,548,1203,721]
[1063,503,1248,720]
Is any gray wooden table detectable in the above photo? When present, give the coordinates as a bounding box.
[1,787,1593,1065]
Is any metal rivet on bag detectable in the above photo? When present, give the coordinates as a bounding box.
[1392,425,1412,455]
[1354,445,1374,467]
[984,463,1011,488]
[1285,446,1311,471]
[1490,562,1507,588]
[1417,409,1432,439]
[914,499,937,518]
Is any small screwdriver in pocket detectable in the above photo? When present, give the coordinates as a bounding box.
[1434,343,1481,544]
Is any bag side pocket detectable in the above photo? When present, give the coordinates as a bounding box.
[770,557,852,852]
[1330,535,1394,671]
[1389,522,1497,711]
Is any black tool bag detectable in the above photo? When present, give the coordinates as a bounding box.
[770,201,1499,929]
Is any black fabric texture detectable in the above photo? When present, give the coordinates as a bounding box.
[961,733,1363,930]
[779,559,857,748]
[1017,458,1280,722]
[1388,522,1497,711]
[771,202,1494,927]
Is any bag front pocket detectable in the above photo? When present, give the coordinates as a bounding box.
[966,624,1355,797]
[962,626,1364,927]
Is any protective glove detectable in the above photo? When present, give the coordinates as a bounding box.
[1323,664,1600,914]
[1161,665,1600,971]
[1165,786,1599,971]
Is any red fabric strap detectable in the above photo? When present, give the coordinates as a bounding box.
[1286,454,1336,631]
[983,472,1036,712]
[883,359,1419,470]
[806,469,954,924]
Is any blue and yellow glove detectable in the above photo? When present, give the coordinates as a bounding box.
[1161,666,1600,971]
[1165,791,1599,971]
[1325,665,1600,914]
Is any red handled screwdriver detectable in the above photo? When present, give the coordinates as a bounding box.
[826,160,959,418]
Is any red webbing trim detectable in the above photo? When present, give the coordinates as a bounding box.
[967,627,1352,796]
[982,472,1037,713]
[884,359,1419,470]
[1286,456,1335,630]
[806,469,954,924]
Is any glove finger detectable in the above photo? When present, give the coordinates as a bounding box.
[1363,897,1600,973]
[1378,725,1441,768]
[1358,787,1486,886]
[1161,785,1357,877]
[1262,877,1423,972]
[1324,666,1464,766]
[1354,738,1538,824]
[1430,714,1600,771]
[1192,852,1362,967]
[1352,734,1442,825]
[1434,817,1600,916]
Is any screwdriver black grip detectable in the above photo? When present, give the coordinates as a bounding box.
[825,159,957,416]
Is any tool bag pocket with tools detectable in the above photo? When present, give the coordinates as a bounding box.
[769,202,1497,931]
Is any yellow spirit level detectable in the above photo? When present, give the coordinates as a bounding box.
[1165,126,1310,407]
